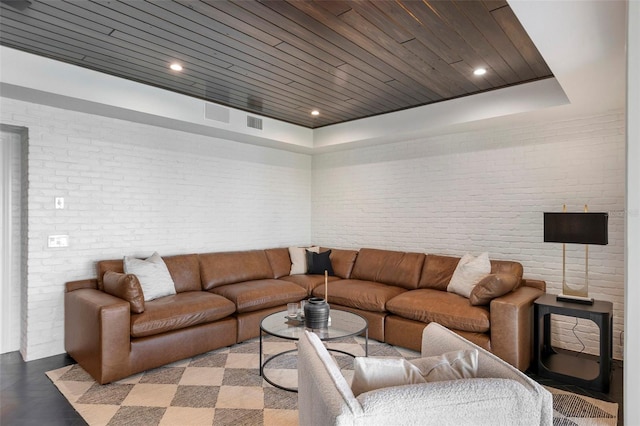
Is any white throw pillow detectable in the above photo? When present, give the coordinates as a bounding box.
[123,252,176,302]
[288,246,319,275]
[351,357,426,396]
[447,252,491,298]
[410,349,479,382]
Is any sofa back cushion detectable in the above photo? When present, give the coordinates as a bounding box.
[199,250,274,290]
[419,255,525,291]
[97,254,200,293]
[163,254,202,292]
[265,248,291,279]
[418,254,461,290]
[96,259,124,290]
[350,248,425,290]
[320,247,359,279]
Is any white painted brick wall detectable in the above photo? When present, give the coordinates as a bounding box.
[312,110,626,359]
[1,98,311,360]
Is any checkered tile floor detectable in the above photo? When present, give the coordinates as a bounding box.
[47,335,420,426]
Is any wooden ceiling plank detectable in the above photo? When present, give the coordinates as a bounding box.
[458,0,537,82]
[275,41,410,109]
[114,0,382,112]
[280,0,441,101]
[339,0,416,44]
[401,38,482,94]
[449,61,495,92]
[0,27,85,61]
[166,0,282,47]
[491,5,553,78]
[482,1,509,13]
[335,63,425,104]
[259,0,400,82]
[398,0,506,88]
[337,8,457,99]
[425,0,520,85]
[208,0,345,68]
[9,0,113,35]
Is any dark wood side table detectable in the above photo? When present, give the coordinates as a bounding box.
[533,293,613,392]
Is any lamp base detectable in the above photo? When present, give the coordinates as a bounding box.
[556,293,594,305]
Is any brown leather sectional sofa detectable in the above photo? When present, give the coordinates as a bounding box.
[65,247,545,384]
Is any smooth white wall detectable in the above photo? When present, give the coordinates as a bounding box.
[0,97,312,361]
[312,110,626,359]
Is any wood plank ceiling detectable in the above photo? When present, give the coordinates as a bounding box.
[0,0,552,129]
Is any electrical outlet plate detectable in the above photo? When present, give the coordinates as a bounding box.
[55,197,65,209]
[48,235,69,248]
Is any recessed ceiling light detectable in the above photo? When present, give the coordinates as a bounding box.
[473,68,487,76]
[311,110,320,116]
[170,63,183,71]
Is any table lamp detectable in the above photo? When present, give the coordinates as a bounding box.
[543,206,608,305]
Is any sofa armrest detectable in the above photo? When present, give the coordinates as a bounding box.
[489,286,544,371]
[64,287,131,384]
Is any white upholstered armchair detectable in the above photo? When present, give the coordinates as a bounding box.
[297,322,552,426]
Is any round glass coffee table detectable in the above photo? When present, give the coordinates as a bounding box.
[259,309,368,392]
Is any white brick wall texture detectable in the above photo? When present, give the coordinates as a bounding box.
[0,95,626,362]
[1,98,311,360]
[312,110,626,360]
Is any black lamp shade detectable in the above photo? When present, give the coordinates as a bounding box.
[543,212,608,245]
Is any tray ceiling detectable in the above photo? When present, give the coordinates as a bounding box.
[0,0,552,129]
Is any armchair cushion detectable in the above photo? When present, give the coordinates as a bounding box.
[469,273,520,306]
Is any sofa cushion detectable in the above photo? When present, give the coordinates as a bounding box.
[96,259,124,291]
[103,271,145,314]
[447,252,491,298]
[350,248,425,290]
[312,279,406,312]
[321,248,359,279]
[418,254,461,290]
[279,274,341,294]
[386,289,490,333]
[210,279,306,313]
[265,248,291,279]
[490,260,524,289]
[469,273,520,306]
[289,246,319,275]
[199,250,274,290]
[163,254,202,293]
[307,249,334,275]
[124,252,177,301]
[130,291,236,338]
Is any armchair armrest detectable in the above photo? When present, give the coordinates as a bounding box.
[64,286,131,384]
[490,285,544,371]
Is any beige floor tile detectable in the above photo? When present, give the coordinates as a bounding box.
[180,366,225,386]
[225,353,260,369]
[264,408,298,426]
[325,343,366,356]
[215,385,264,409]
[160,407,215,426]
[54,380,94,404]
[121,384,177,407]
[263,368,297,390]
[75,404,119,426]
[262,341,297,355]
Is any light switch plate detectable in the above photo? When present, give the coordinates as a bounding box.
[48,235,69,248]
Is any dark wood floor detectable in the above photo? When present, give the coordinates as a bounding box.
[1,349,624,426]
